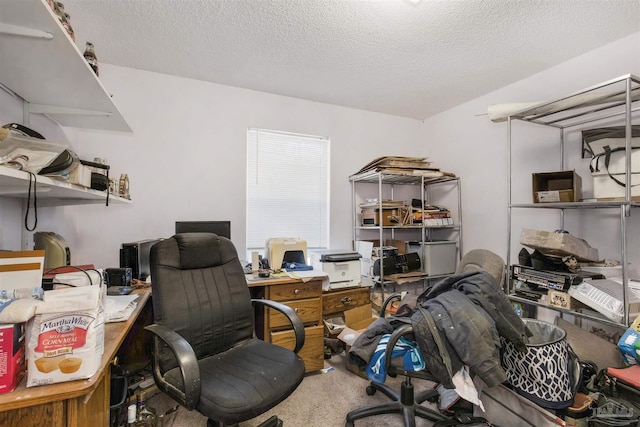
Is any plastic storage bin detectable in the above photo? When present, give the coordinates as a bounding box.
[406,240,456,276]
[109,375,128,427]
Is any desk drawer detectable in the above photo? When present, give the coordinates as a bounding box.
[269,281,322,302]
[271,325,324,372]
[323,287,370,318]
[268,298,322,329]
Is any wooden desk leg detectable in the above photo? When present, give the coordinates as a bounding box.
[67,365,110,426]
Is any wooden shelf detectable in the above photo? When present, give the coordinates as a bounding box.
[0,166,131,206]
[0,0,131,132]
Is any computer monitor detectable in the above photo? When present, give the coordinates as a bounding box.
[175,221,231,239]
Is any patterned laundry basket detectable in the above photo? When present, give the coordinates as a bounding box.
[501,318,581,410]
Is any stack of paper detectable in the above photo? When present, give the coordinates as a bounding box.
[104,294,138,322]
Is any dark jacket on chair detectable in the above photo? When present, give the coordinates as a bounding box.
[349,270,529,389]
[422,270,531,351]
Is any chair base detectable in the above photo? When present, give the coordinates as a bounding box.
[345,377,448,427]
[208,415,283,427]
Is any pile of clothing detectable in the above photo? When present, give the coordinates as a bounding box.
[349,270,532,390]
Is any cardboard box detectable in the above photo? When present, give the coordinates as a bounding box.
[0,323,26,394]
[548,290,583,310]
[323,317,345,337]
[338,305,377,379]
[0,250,45,293]
[520,228,598,262]
[532,171,582,203]
[370,291,400,316]
[361,208,403,226]
[344,304,376,331]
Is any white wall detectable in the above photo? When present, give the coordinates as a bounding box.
[423,32,640,269]
[25,66,424,268]
[1,32,639,274]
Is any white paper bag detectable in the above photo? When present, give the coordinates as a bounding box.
[26,286,105,387]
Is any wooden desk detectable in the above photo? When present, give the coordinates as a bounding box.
[247,275,325,372]
[0,288,152,427]
[322,286,371,319]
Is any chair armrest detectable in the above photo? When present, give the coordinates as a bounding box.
[384,323,412,378]
[251,298,306,353]
[383,323,436,381]
[144,324,201,410]
[380,292,403,317]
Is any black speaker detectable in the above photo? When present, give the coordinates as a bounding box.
[373,253,421,276]
[105,267,132,287]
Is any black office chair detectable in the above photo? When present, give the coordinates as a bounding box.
[345,294,450,427]
[144,233,306,427]
[345,250,507,427]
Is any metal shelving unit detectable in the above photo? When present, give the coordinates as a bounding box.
[506,73,640,327]
[350,170,462,293]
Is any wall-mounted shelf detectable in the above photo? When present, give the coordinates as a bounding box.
[0,0,132,132]
[0,166,131,207]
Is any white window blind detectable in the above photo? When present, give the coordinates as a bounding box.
[246,128,330,252]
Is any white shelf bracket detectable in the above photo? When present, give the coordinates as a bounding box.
[28,103,113,117]
[0,23,53,39]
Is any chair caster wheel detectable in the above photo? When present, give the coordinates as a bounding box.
[366,385,377,396]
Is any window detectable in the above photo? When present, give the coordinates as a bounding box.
[246,128,330,256]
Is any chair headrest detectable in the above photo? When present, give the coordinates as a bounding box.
[168,233,236,269]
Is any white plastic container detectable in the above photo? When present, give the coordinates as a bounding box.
[406,240,457,276]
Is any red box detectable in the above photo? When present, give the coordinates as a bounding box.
[0,323,26,394]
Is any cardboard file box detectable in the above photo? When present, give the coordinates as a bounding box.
[532,171,582,203]
[0,250,45,293]
[406,240,457,276]
[265,238,307,270]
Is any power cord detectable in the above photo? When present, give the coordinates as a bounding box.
[25,171,37,231]
[45,265,104,288]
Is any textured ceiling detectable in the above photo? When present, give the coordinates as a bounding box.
[62,0,640,120]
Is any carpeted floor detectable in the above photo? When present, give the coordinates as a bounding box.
[147,351,443,427]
